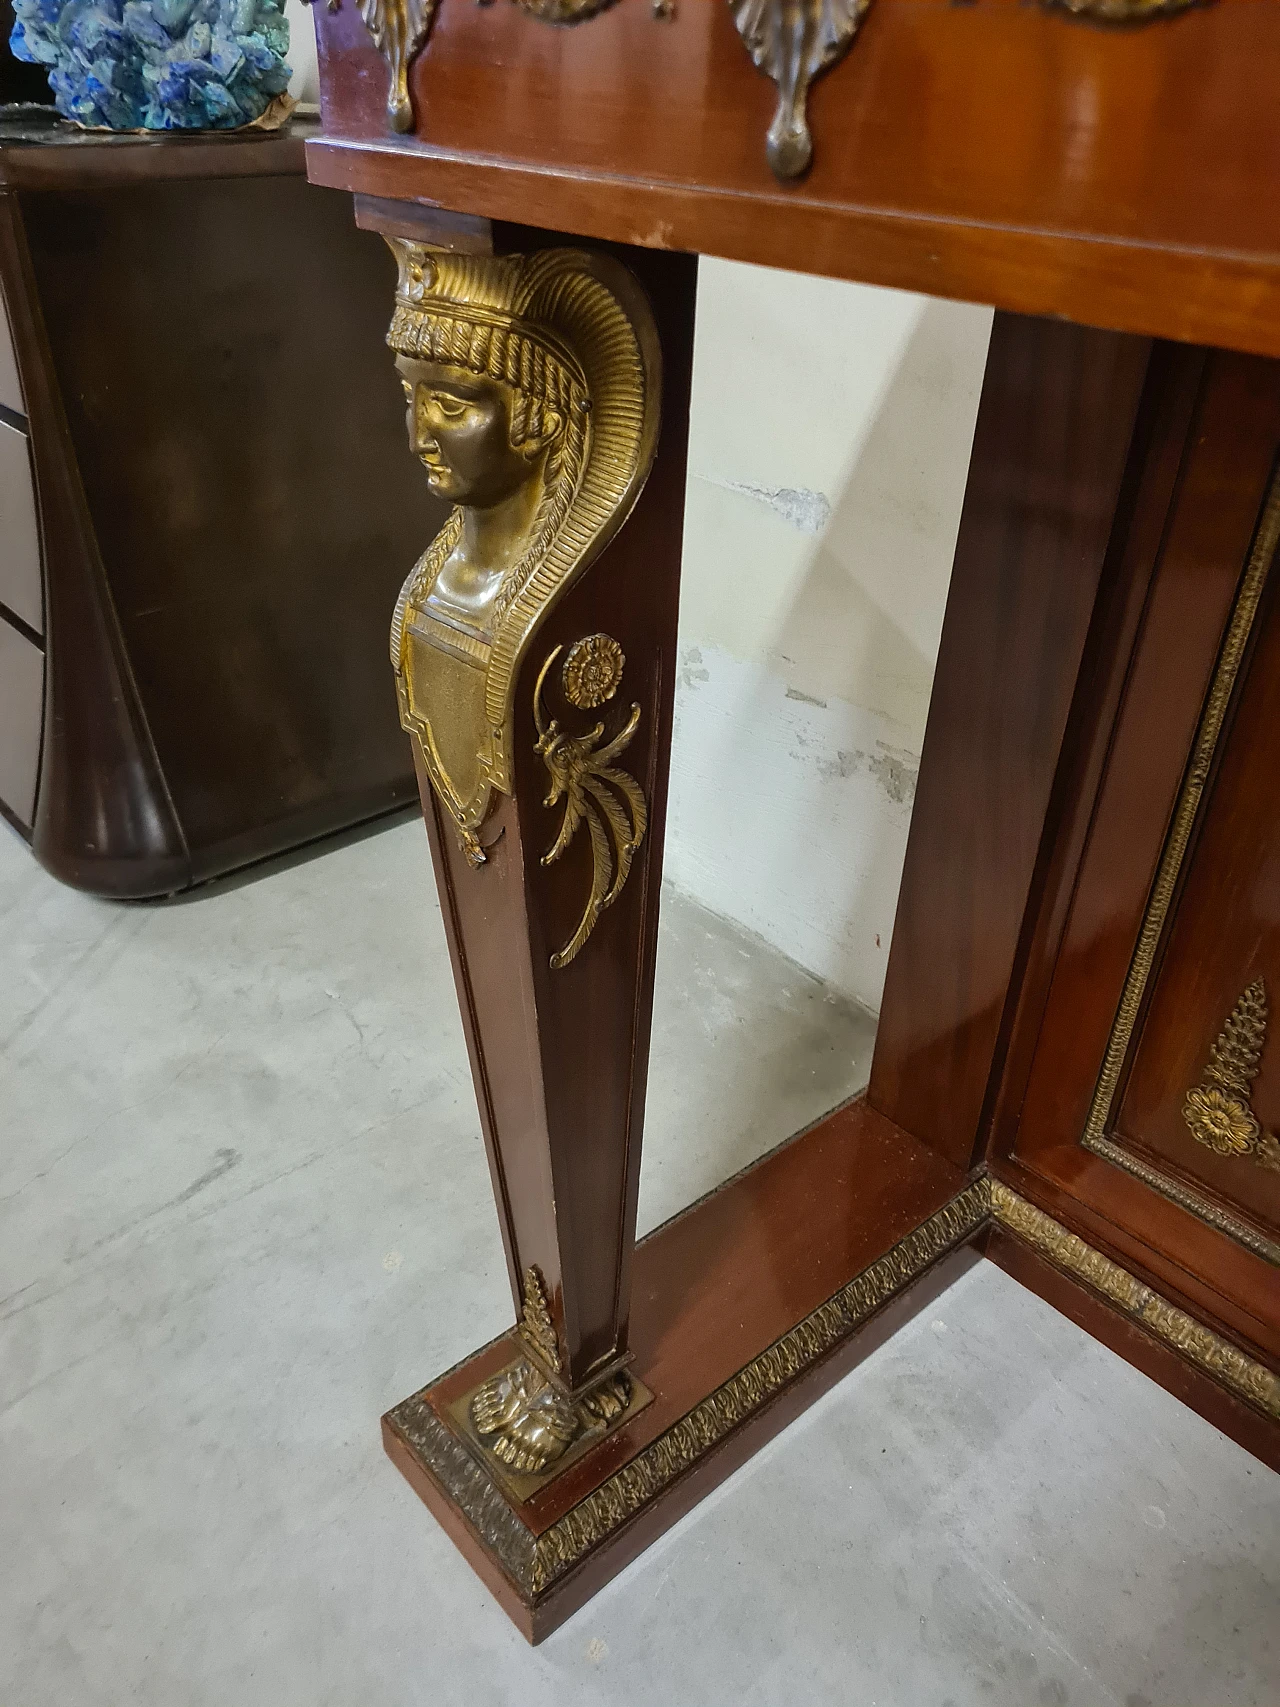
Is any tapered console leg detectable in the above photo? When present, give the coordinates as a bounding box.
[365,227,1013,1640]
[379,220,697,1491]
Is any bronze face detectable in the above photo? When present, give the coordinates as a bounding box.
[396,357,545,508]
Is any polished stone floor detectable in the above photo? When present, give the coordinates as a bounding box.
[1,815,1276,1707]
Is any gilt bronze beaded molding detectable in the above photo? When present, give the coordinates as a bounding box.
[1080,466,1280,1267]
[533,639,647,969]
[384,1173,1276,1613]
[314,0,1209,176]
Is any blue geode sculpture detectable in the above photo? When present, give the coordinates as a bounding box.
[9,0,291,130]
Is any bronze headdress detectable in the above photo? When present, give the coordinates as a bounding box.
[387,242,661,862]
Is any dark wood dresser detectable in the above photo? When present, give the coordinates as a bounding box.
[0,112,448,895]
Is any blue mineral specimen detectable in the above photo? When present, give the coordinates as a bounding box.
[9,0,292,130]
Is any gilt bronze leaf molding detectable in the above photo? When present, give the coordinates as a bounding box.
[533,640,648,970]
[387,1174,1276,1602]
[386,243,660,869]
[729,0,872,180]
[987,1183,1280,1419]
[1183,980,1280,1174]
[516,1265,562,1371]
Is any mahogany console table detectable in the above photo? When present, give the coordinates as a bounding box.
[304,0,1280,1641]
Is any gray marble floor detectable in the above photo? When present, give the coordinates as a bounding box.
[1,815,1276,1707]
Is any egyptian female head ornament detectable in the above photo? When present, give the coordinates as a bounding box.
[387,242,661,865]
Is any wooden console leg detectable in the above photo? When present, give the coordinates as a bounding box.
[382,223,697,1485]
[369,219,996,1641]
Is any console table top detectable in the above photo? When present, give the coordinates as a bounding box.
[307,0,1280,359]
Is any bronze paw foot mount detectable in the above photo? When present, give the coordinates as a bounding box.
[459,1356,649,1498]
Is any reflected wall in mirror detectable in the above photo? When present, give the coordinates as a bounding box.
[643,260,991,1224]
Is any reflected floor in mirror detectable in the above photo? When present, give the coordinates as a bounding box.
[2,813,1276,1706]
[642,864,876,1235]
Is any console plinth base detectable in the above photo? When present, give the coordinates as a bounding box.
[382,1100,986,1642]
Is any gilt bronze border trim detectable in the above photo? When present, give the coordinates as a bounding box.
[988,1183,1280,1420]
[385,1174,1277,1610]
[1079,466,1280,1265]
[526,1176,989,1592]
[386,1176,990,1602]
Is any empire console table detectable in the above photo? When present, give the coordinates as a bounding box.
[304,0,1280,1641]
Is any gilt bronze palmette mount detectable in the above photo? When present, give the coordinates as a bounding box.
[729,1,872,180]
[324,0,1209,166]
[1046,0,1202,18]
[387,242,660,873]
[1183,979,1280,1173]
[321,0,627,135]
[315,0,440,133]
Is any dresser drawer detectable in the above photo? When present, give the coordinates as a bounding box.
[0,290,22,414]
[0,612,43,828]
[0,417,42,633]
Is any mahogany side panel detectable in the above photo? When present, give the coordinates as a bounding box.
[307,0,1280,358]
[1011,351,1280,1354]
[983,343,1211,1164]
[869,311,1151,1170]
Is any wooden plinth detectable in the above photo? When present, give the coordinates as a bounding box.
[382,1099,985,1642]
[382,1108,1280,1640]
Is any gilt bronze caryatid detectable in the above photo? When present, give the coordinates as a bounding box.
[387,239,660,871]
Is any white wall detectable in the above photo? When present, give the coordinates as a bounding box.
[667,262,992,1013]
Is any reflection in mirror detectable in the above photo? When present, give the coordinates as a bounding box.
[639,260,993,1235]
